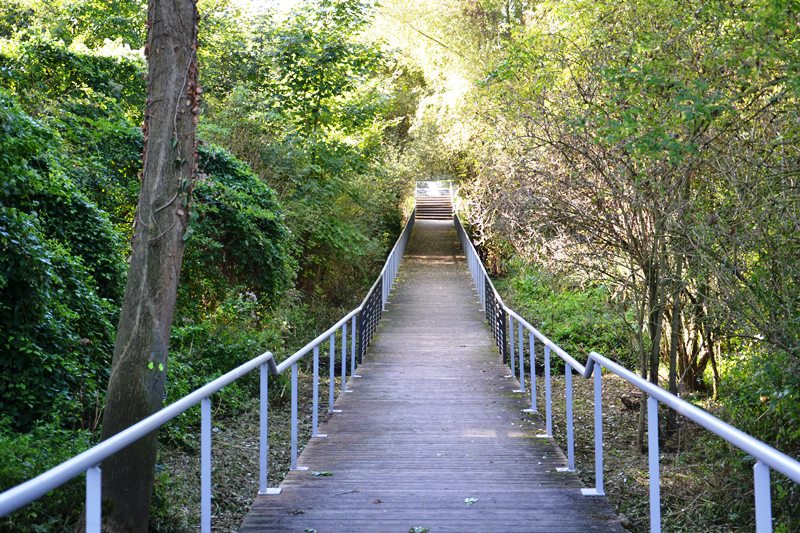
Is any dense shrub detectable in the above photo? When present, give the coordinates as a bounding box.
[178,145,297,314]
[690,348,800,531]
[0,418,92,532]
[0,91,119,429]
[0,38,145,123]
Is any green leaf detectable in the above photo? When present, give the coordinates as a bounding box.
[464,497,478,506]
[310,471,333,477]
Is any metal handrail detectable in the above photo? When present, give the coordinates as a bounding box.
[0,207,417,532]
[454,212,800,533]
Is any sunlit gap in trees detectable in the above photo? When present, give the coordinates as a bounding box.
[230,0,301,17]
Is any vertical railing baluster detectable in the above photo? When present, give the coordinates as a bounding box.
[544,345,552,436]
[201,397,212,533]
[500,307,507,362]
[509,315,516,377]
[342,323,349,392]
[524,332,536,413]
[329,334,335,412]
[382,268,388,310]
[85,465,101,533]
[351,314,357,377]
[357,310,365,364]
[290,362,307,470]
[517,321,525,393]
[648,396,661,533]
[312,347,320,437]
[566,365,575,471]
[594,367,604,495]
[259,364,269,493]
[754,461,772,533]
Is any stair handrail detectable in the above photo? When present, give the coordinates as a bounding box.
[454,212,800,533]
[0,207,417,533]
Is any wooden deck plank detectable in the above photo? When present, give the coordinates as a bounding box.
[240,219,622,532]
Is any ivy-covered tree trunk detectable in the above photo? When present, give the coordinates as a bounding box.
[99,0,199,530]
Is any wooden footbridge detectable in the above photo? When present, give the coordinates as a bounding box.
[3,184,799,533]
[240,214,622,532]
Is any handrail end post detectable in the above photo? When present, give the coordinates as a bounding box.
[754,461,772,533]
[85,465,102,533]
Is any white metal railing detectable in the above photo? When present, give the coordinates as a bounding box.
[454,213,800,533]
[0,208,417,532]
[415,179,453,198]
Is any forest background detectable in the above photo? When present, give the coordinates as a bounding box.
[0,0,797,531]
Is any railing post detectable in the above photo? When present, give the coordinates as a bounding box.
[351,314,358,377]
[565,365,575,471]
[357,310,364,364]
[312,347,320,437]
[544,345,552,436]
[648,395,661,533]
[258,363,280,494]
[201,397,212,533]
[485,279,491,322]
[382,269,388,311]
[583,365,605,496]
[342,323,350,392]
[85,465,101,533]
[594,367,604,494]
[259,363,267,493]
[524,332,536,413]
[290,362,308,470]
[754,461,772,533]
[329,333,335,412]
[509,315,516,377]
[478,271,483,313]
[499,306,507,363]
[517,321,525,393]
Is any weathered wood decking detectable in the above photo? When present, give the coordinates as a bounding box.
[240,219,622,532]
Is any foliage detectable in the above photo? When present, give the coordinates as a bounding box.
[180,144,296,313]
[199,0,421,303]
[0,418,93,532]
[0,38,146,233]
[495,262,635,370]
[717,349,799,531]
[0,0,146,49]
[164,293,286,446]
[0,90,119,430]
[0,37,146,124]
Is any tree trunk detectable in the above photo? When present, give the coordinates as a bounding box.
[667,257,684,396]
[666,255,684,441]
[99,0,199,530]
[637,255,664,452]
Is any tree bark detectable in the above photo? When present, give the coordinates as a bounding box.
[99,0,199,530]
[666,255,684,441]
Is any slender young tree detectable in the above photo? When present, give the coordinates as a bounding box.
[99,0,200,529]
